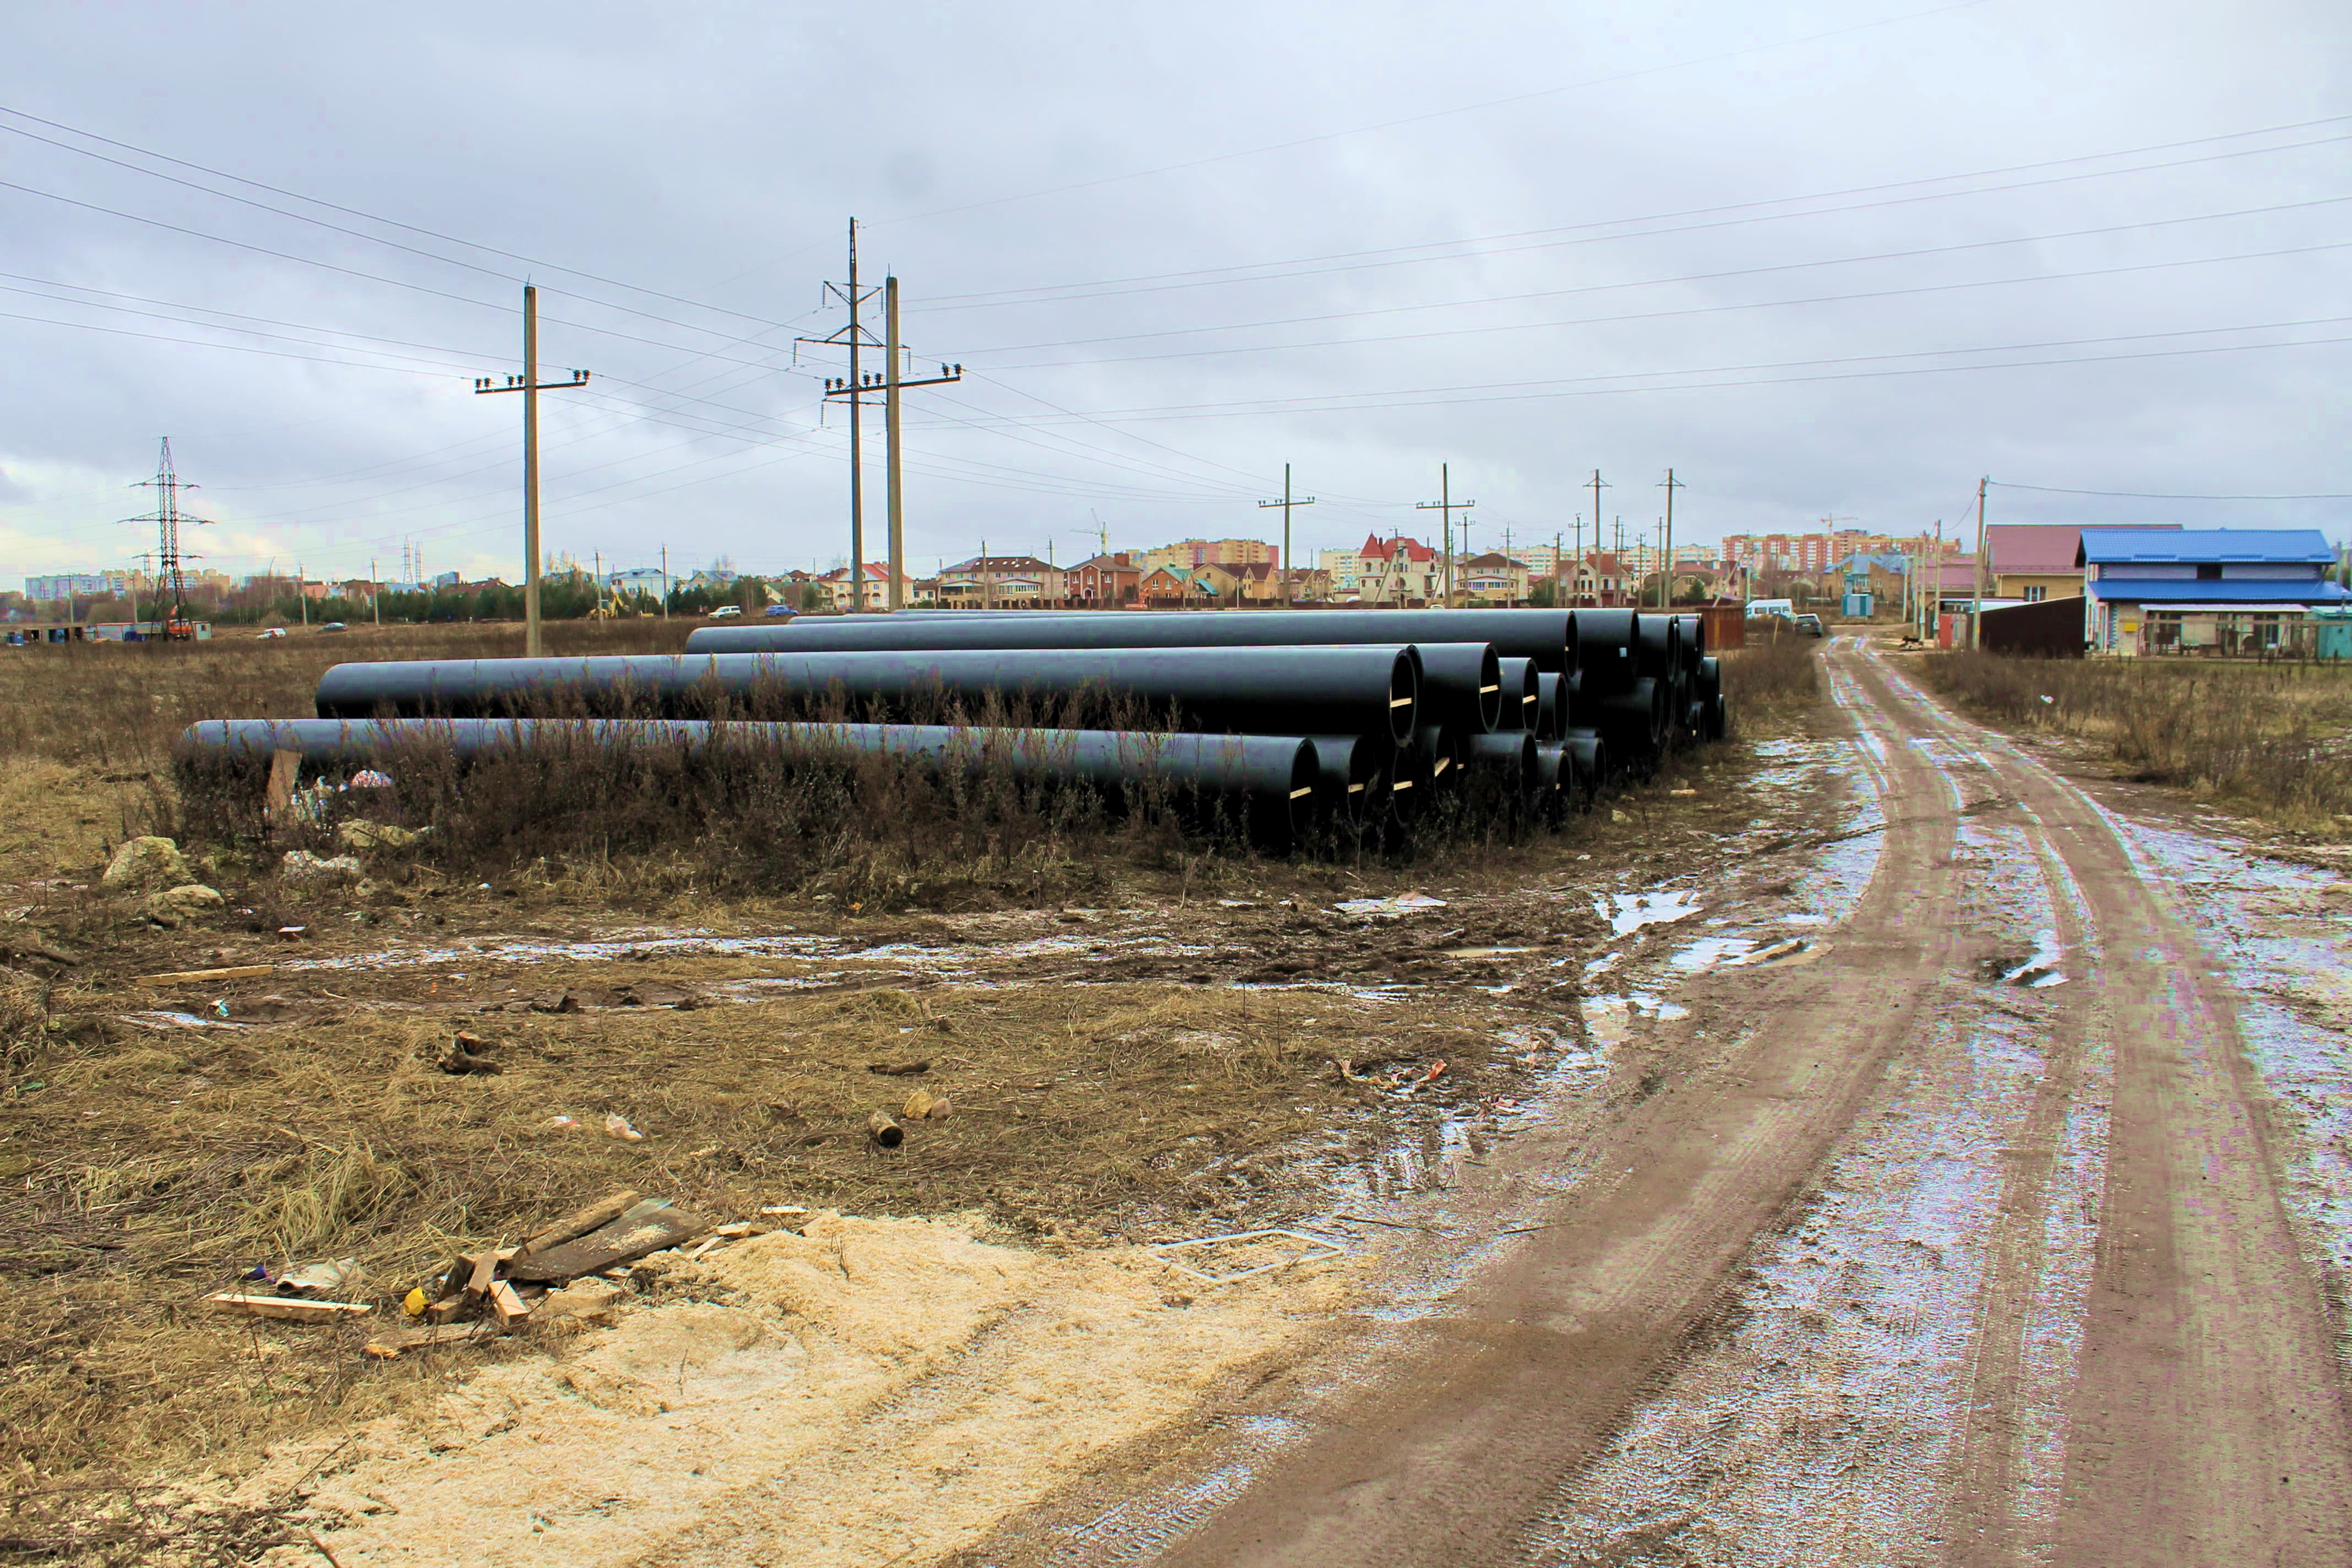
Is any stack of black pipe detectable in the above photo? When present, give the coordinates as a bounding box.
[178,605,1733,853]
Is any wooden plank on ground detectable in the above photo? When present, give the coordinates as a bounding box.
[133,965,275,987]
[205,1292,371,1323]
[364,1322,489,1359]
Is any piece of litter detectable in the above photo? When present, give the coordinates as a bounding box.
[277,1257,361,1295]
[1152,1228,1348,1286]
[603,1113,644,1142]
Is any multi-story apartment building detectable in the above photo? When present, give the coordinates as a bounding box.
[24,573,112,601]
[1721,529,1958,574]
[1140,538,1279,575]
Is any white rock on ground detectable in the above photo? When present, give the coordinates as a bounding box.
[144,885,224,925]
[280,850,364,887]
[101,836,190,892]
[337,820,421,852]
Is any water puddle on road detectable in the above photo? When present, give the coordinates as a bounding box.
[1598,889,1703,936]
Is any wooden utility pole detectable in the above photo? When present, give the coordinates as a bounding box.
[1658,469,1685,611]
[1588,471,1611,598]
[473,285,590,656]
[1416,464,1474,608]
[818,260,960,612]
[1972,476,1988,650]
[1259,464,1316,607]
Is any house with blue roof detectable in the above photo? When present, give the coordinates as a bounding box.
[2078,528,2349,656]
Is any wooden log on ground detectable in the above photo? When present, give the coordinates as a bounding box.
[867,1110,905,1148]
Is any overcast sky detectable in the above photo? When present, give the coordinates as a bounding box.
[1,0,2345,587]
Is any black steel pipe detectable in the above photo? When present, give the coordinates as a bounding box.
[1532,741,1566,809]
[314,645,1421,748]
[1303,733,1385,831]
[1533,671,1565,743]
[1635,613,1681,682]
[177,717,1320,848]
[1588,676,1667,754]
[1381,736,1431,827]
[685,606,1581,676]
[1412,721,1463,797]
[1562,731,1608,803]
[1462,730,1539,804]
[1675,612,1707,673]
[1495,657,1539,733]
[1414,643,1504,734]
[1572,609,1646,695]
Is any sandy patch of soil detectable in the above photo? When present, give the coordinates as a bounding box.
[232,1210,1350,1567]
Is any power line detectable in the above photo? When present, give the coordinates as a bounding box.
[0,105,818,335]
[966,239,2352,374]
[909,315,2352,428]
[1989,480,2352,500]
[0,177,838,372]
[945,197,2352,359]
[905,331,2352,428]
[914,125,2352,312]
[861,0,1994,231]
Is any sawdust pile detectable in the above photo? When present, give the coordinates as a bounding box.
[235,1211,1354,1566]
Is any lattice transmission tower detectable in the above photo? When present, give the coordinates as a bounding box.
[122,438,210,639]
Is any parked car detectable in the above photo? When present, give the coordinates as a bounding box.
[763,604,796,619]
[709,605,743,619]
[319,621,347,633]
[1794,613,1825,637]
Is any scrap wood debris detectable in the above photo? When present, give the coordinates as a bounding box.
[484,983,703,1015]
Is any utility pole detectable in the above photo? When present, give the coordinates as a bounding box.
[371,558,380,627]
[982,538,992,611]
[1416,464,1474,608]
[1259,464,1316,607]
[1588,471,1611,600]
[1553,531,1564,605]
[1972,476,1988,650]
[122,438,209,639]
[660,545,669,619]
[1658,469,1685,611]
[815,254,961,612]
[473,285,590,656]
[1572,513,1583,604]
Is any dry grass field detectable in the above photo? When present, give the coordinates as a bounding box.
[1914,647,2352,833]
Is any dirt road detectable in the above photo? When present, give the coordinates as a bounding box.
[1034,639,2352,1568]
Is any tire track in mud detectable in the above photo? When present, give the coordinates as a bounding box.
[1837,656,2111,1567]
[1125,645,1972,1568]
[1861,650,2352,1566]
